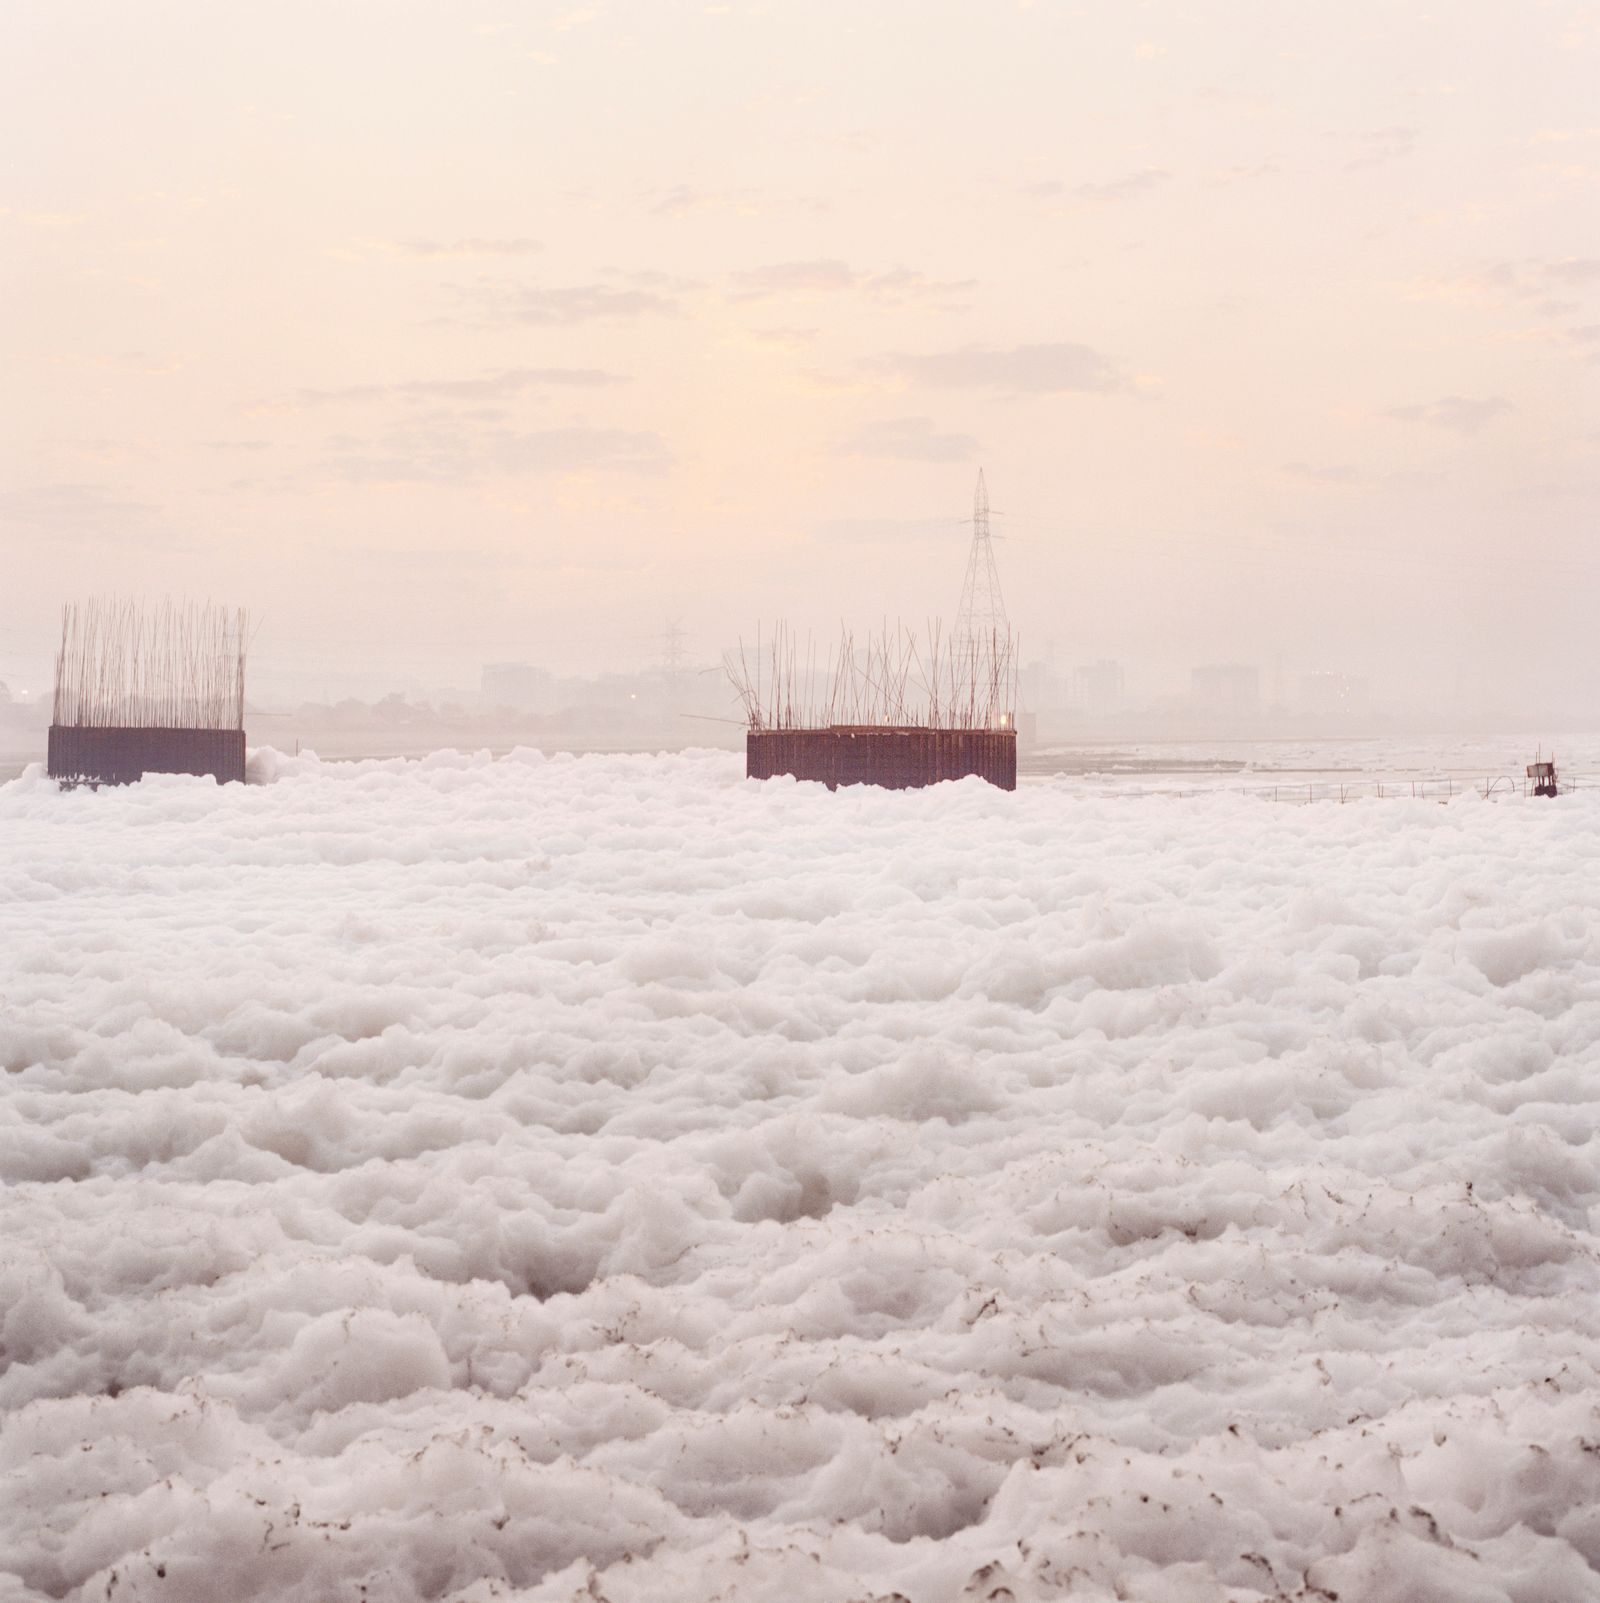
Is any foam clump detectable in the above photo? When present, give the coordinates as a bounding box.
[3,749,1599,1601]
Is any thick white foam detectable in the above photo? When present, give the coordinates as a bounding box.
[3,749,1598,1601]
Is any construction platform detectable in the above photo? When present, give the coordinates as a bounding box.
[47,726,247,787]
[747,726,1016,791]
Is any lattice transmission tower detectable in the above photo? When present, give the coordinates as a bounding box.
[660,617,688,678]
[954,468,1008,647]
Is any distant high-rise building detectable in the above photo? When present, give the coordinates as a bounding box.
[1020,658,1062,710]
[1191,663,1260,714]
[1072,660,1125,713]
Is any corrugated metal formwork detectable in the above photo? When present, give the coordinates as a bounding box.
[47,726,247,787]
[747,727,1016,791]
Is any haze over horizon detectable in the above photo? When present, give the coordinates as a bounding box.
[3,1,1597,720]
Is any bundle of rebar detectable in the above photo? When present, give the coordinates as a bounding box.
[52,598,248,731]
[723,620,1018,733]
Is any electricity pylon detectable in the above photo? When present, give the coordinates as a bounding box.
[954,468,1007,647]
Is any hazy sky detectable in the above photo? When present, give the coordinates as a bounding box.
[3,1,1596,713]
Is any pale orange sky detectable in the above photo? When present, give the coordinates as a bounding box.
[3,1,1597,714]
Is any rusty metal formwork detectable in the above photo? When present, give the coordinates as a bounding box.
[748,726,1016,791]
[47,726,247,787]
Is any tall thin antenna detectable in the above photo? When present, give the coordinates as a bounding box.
[954,468,1008,648]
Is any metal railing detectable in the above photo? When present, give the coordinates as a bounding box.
[1154,774,1598,803]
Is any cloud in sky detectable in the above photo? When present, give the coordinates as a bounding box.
[728,260,975,304]
[452,282,679,325]
[486,428,669,477]
[1025,168,1173,204]
[650,185,787,219]
[285,368,627,408]
[830,416,978,462]
[1403,258,1600,321]
[1281,462,1362,485]
[731,259,856,296]
[811,515,960,544]
[1385,396,1512,435]
[1544,258,1600,284]
[1345,124,1419,170]
[677,185,827,218]
[859,266,976,305]
[393,237,543,258]
[744,326,818,349]
[320,425,671,485]
[0,482,158,529]
[866,342,1125,394]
